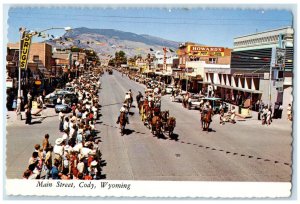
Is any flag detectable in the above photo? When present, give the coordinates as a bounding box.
[169,48,174,52]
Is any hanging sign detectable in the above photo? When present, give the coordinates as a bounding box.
[20,34,32,69]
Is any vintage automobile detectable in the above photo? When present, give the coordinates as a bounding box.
[55,104,72,113]
[188,95,205,110]
[44,91,78,107]
[165,85,175,94]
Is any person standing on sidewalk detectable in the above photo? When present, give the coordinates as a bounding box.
[25,106,32,125]
[59,111,65,132]
[267,108,272,126]
[287,104,292,121]
[12,97,17,111]
[16,96,22,114]
[27,92,32,109]
[44,146,53,179]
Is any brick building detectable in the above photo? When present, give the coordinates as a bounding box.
[7,42,53,78]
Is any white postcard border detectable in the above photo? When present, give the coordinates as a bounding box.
[6,179,291,198]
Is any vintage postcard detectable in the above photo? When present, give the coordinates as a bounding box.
[3,3,295,199]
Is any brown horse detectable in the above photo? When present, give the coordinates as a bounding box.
[138,100,144,115]
[119,112,127,136]
[201,109,213,131]
[166,117,176,136]
[160,110,169,130]
[151,115,162,136]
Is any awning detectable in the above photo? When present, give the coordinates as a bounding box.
[197,81,212,84]
[214,84,263,94]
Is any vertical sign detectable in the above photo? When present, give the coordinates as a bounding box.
[270,46,276,67]
[20,33,32,69]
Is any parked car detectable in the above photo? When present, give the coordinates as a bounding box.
[44,91,78,107]
[174,93,184,103]
[64,86,75,92]
[189,95,205,110]
[55,104,72,113]
[165,85,175,94]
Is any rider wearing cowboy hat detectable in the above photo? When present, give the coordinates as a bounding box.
[117,104,129,124]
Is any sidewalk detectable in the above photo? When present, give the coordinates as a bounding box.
[6,107,57,127]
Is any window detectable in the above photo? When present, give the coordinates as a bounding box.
[209,58,217,64]
[33,55,39,62]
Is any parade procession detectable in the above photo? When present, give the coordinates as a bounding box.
[5,7,293,185]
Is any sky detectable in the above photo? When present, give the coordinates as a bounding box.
[6,6,293,48]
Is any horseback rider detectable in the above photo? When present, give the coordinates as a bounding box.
[201,101,212,122]
[136,91,143,105]
[116,104,129,124]
[125,92,131,107]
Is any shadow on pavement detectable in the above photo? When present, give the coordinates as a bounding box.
[101,102,123,107]
[169,133,179,141]
[30,121,42,125]
[123,129,135,135]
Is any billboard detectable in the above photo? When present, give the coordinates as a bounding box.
[188,46,225,57]
[20,33,32,69]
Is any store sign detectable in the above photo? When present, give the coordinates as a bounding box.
[20,34,32,69]
[189,46,225,57]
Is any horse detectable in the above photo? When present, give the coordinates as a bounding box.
[146,111,153,129]
[138,100,144,115]
[160,110,169,130]
[141,101,149,124]
[166,117,176,136]
[201,109,213,131]
[151,115,162,136]
[119,112,127,136]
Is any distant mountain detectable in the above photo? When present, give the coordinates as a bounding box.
[46,27,181,59]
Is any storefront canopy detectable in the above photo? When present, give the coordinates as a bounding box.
[214,84,263,94]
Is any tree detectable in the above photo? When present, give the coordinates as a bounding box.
[114,51,127,67]
[108,59,115,66]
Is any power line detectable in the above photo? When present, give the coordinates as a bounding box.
[8,11,292,22]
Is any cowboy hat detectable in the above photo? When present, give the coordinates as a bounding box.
[91,160,98,166]
[55,138,64,145]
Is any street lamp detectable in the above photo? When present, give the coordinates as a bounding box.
[16,26,72,120]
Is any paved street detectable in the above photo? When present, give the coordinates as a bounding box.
[6,70,292,181]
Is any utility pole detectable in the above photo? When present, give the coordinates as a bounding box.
[269,46,276,108]
[17,28,25,120]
